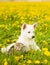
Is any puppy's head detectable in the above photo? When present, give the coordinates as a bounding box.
[21,22,37,39]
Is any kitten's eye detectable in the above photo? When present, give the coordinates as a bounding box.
[28,31,30,33]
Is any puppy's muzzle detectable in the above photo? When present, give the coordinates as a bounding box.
[32,36,35,38]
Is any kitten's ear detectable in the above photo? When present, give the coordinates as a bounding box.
[22,23,27,30]
[33,23,38,29]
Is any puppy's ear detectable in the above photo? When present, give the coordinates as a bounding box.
[22,23,27,29]
[33,23,38,29]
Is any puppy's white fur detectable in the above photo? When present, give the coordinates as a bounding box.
[1,23,40,53]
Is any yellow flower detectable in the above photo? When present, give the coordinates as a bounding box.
[21,20,25,23]
[42,48,48,51]
[39,28,42,31]
[20,55,23,59]
[14,15,16,18]
[0,44,2,47]
[44,50,50,56]
[27,60,32,64]
[13,21,18,26]
[0,24,5,28]
[2,45,5,48]
[15,56,20,61]
[22,64,26,65]
[21,16,24,20]
[38,20,41,23]
[44,24,48,27]
[43,40,48,45]
[6,39,10,43]
[45,16,50,21]
[43,59,48,64]
[5,25,9,30]
[4,59,8,65]
[39,32,43,35]
[35,60,40,64]
[4,16,7,20]
[38,19,43,23]
[18,25,20,28]
[4,61,8,65]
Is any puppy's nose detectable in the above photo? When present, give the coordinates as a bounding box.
[32,36,35,38]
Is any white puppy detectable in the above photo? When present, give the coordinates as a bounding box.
[1,23,40,53]
[17,23,40,51]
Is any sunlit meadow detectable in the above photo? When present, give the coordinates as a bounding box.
[0,2,50,65]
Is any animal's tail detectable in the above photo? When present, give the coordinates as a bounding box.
[0,43,15,53]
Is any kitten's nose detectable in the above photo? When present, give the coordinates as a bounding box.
[32,36,35,38]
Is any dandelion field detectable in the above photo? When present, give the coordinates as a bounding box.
[0,2,50,65]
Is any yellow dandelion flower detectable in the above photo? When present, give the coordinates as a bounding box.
[22,64,26,65]
[43,59,48,64]
[39,28,42,30]
[4,16,7,20]
[4,61,8,65]
[18,13,22,17]
[13,21,18,26]
[0,24,5,28]
[35,60,40,64]
[39,32,43,35]
[43,40,48,45]
[14,15,16,18]
[44,50,50,56]
[46,27,48,31]
[21,20,25,23]
[44,24,48,27]
[15,56,20,61]
[21,16,24,20]
[4,59,8,65]
[5,25,9,30]
[6,39,10,43]
[45,16,50,21]
[38,19,42,24]
[20,55,23,59]
[18,25,20,28]
[42,48,48,51]
[2,45,5,48]
[13,23,16,26]
[0,44,2,47]
[27,60,32,64]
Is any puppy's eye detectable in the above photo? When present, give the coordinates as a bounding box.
[28,31,30,33]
